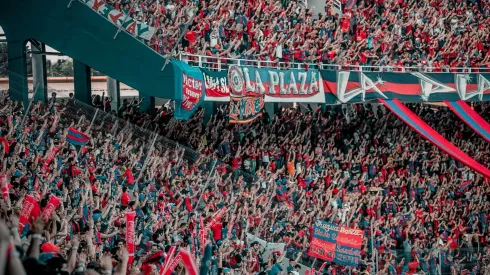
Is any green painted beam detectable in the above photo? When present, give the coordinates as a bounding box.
[0,0,175,101]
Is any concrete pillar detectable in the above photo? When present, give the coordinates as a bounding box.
[107,76,120,112]
[73,60,91,104]
[139,92,155,114]
[31,42,48,103]
[7,39,28,107]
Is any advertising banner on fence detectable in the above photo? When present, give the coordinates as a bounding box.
[308,220,364,267]
[172,60,206,120]
[203,65,325,103]
[81,0,156,41]
[321,71,490,104]
[202,69,230,101]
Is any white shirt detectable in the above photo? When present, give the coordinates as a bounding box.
[275,44,283,58]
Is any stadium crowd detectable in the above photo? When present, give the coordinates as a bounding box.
[0,88,490,275]
[107,0,490,71]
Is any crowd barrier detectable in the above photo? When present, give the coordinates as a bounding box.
[3,68,489,274]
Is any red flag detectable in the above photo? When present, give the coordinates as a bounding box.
[179,249,198,275]
[33,176,40,191]
[162,249,198,275]
[199,216,206,253]
[0,174,10,208]
[185,195,193,212]
[42,147,59,173]
[19,195,39,234]
[126,211,136,265]
[160,246,177,274]
[0,137,9,155]
[207,207,227,228]
[41,195,60,222]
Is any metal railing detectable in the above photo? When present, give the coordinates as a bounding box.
[177,53,490,73]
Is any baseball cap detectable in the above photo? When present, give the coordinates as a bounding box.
[40,242,61,253]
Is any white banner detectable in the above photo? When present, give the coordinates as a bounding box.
[246,233,286,260]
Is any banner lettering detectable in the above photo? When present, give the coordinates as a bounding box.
[126,211,136,265]
[41,195,60,222]
[229,96,264,124]
[308,220,363,267]
[18,195,39,234]
[321,71,490,104]
[172,61,206,120]
[202,69,230,101]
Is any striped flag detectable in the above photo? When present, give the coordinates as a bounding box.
[459,181,471,192]
[67,127,89,146]
[345,0,356,9]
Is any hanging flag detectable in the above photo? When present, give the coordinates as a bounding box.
[171,60,205,120]
[126,211,136,265]
[67,127,89,146]
[41,195,61,222]
[380,99,490,179]
[444,100,490,143]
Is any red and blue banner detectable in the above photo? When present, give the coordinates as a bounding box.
[321,71,490,104]
[444,100,490,143]
[199,69,490,104]
[344,0,357,9]
[309,220,363,266]
[67,127,89,146]
[172,60,206,120]
[379,99,490,179]
[334,226,364,266]
[308,220,338,262]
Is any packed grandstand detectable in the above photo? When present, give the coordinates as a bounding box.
[1,0,490,274]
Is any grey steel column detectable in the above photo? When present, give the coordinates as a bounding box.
[31,42,48,103]
[107,76,120,112]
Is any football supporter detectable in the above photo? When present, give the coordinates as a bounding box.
[107,0,490,71]
[1,89,490,275]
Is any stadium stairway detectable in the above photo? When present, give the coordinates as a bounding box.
[0,0,174,108]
